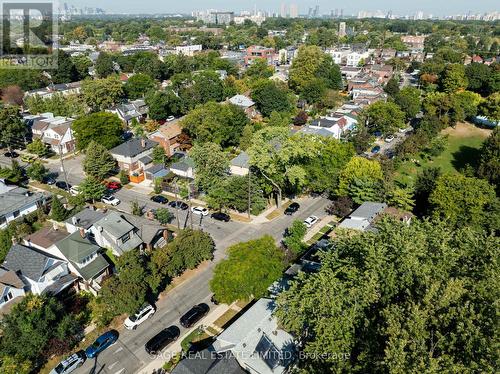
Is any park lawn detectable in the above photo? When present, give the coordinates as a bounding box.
[395,123,491,185]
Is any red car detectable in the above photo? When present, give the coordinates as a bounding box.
[106,181,122,191]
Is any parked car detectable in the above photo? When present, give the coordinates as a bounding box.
[43,176,56,185]
[50,351,86,374]
[304,215,319,228]
[191,206,209,216]
[180,303,210,328]
[373,131,383,138]
[284,202,300,215]
[69,186,80,196]
[145,326,180,355]
[85,330,119,358]
[106,181,121,191]
[371,145,381,154]
[151,195,168,204]
[21,154,37,163]
[121,131,133,141]
[4,151,19,158]
[166,116,176,122]
[124,303,156,330]
[384,135,395,143]
[56,181,71,190]
[169,201,189,210]
[102,195,120,206]
[211,212,230,222]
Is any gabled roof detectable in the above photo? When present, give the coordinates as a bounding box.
[94,211,135,239]
[25,226,70,249]
[66,208,107,230]
[229,95,255,109]
[230,151,250,168]
[172,347,245,374]
[3,244,65,281]
[171,156,195,172]
[0,187,45,217]
[110,138,158,158]
[0,268,24,289]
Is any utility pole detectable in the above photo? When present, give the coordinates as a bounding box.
[247,168,251,219]
[59,144,70,192]
[188,183,193,229]
[174,181,180,230]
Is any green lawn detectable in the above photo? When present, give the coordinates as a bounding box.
[395,123,490,185]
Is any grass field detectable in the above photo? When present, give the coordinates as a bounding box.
[395,123,491,185]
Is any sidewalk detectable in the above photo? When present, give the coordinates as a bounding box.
[137,302,236,373]
[303,215,335,243]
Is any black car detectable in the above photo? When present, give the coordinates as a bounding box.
[145,326,180,355]
[151,195,168,204]
[4,151,19,158]
[56,181,71,190]
[168,201,189,210]
[284,202,300,215]
[211,212,230,222]
[180,303,210,328]
[43,176,56,185]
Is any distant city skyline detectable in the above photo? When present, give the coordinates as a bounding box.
[61,0,498,16]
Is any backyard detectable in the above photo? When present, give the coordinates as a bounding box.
[395,122,491,185]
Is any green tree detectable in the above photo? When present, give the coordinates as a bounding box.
[387,187,415,211]
[276,219,498,373]
[283,220,307,256]
[81,76,124,112]
[337,156,384,197]
[51,51,78,84]
[124,73,156,99]
[0,356,32,374]
[146,90,183,120]
[190,142,229,191]
[155,208,173,225]
[134,52,164,80]
[440,64,468,93]
[300,78,327,105]
[429,173,497,228]
[251,80,292,117]
[210,236,285,304]
[394,86,422,120]
[478,92,500,121]
[191,70,225,104]
[414,167,442,216]
[24,94,87,118]
[26,138,48,157]
[71,55,92,80]
[152,145,166,165]
[384,76,400,97]
[73,112,123,150]
[245,58,274,79]
[0,106,26,155]
[79,176,107,203]
[477,127,499,191]
[360,101,406,134]
[26,161,48,182]
[131,200,143,216]
[50,195,69,221]
[465,62,494,95]
[95,52,115,78]
[83,141,117,180]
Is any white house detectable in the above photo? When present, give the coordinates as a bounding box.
[338,202,388,231]
[346,50,371,67]
[175,44,202,56]
[0,268,26,315]
[31,114,76,155]
[170,156,195,179]
[229,151,250,176]
[0,181,46,229]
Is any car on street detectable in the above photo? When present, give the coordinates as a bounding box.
[180,303,210,328]
[166,115,176,122]
[4,151,19,158]
[106,181,121,191]
[384,135,395,143]
[69,186,80,196]
[102,195,120,206]
[20,154,37,163]
[371,145,381,154]
[145,326,180,355]
[124,303,156,330]
[304,215,319,228]
[151,195,168,204]
[284,202,300,215]
[43,176,56,185]
[169,201,189,210]
[50,351,86,374]
[191,206,209,216]
[56,181,71,190]
[85,330,119,358]
[211,212,230,222]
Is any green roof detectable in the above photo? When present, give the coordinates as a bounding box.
[78,255,109,281]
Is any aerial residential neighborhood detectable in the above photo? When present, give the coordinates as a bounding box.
[0,1,498,374]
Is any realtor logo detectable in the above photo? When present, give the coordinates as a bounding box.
[1,1,58,69]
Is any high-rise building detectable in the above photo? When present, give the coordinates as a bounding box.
[338,22,346,38]
[280,3,287,18]
[290,4,298,18]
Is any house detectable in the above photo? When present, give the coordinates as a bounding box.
[170,156,195,179]
[212,298,296,374]
[245,46,276,65]
[229,151,250,176]
[0,181,46,229]
[31,114,76,155]
[65,208,107,234]
[340,66,362,81]
[144,163,170,181]
[174,44,203,56]
[365,64,394,83]
[172,347,246,374]
[149,122,183,157]
[109,138,158,183]
[325,47,350,65]
[24,82,82,100]
[337,202,388,232]
[2,244,76,296]
[228,95,259,119]
[401,35,426,50]
[90,211,168,256]
[107,99,148,125]
[298,113,356,140]
[0,268,26,315]
[346,50,371,67]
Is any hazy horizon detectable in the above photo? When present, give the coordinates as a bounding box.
[62,0,499,16]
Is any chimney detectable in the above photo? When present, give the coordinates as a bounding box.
[72,216,78,225]
[141,138,146,148]
[79,228,86,238]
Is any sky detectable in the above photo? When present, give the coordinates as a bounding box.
[65,0,498,15]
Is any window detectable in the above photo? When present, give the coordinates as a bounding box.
[121,232,131,244]
[3,291,13,303]
[12,210,20,218]
[0,215,6,226]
